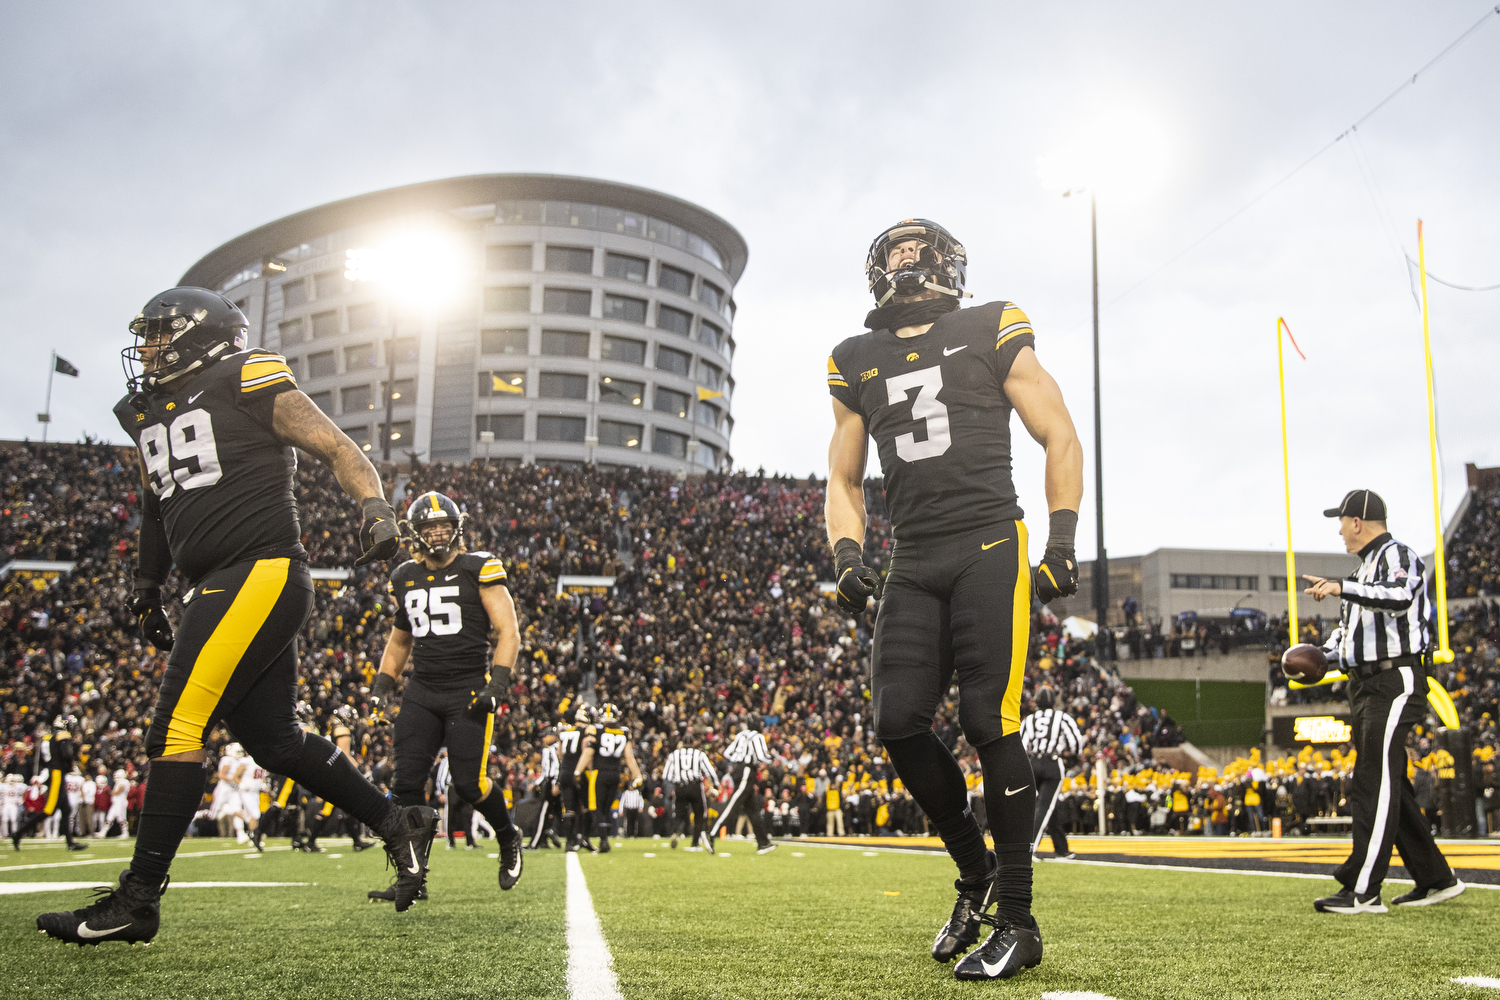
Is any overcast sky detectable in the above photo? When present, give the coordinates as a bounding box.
[3,2,1497,563]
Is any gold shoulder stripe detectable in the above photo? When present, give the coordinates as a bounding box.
[241,372,296,392]
[241,358,292,378]
[827,356,842,375]
[996,328,1033,349]
[828,379,849,387]
[479,559,507,581]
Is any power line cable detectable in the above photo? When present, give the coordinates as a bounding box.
[1101,5,1500,310]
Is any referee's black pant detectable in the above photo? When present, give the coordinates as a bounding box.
[1028,755,1069,856]
[530,787,562,848]
[708,764,769,849]
[673,782,708,846]
[1333,665,1453,895]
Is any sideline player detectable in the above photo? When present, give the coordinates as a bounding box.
[236,752,267,852]
[11,722,85,851]
[36,288,437,946]
[212,742,244,840]
[557,706,594,852]
[825,220,1084,980]
[366,491,524,901]
[573,703,641,853]
[1,774,25,840]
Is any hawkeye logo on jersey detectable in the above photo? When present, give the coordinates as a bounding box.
[860,368,879,382]
[165,402,176,411]
[905,353,919,362]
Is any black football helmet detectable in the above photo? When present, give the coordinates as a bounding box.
[599,703,621,725]
[123,287,249,400]
[403,491,465,560]
[865,219,969,307]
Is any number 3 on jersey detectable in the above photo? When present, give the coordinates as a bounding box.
[404,586,463,637]
[885,366,951,462]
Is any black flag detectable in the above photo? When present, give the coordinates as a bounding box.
[54,356,79,377]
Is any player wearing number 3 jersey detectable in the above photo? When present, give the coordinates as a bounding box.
[368,491,525,903]
[825,221,1084,982]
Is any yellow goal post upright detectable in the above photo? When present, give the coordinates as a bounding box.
[1417,219,1454,665]
[1277,317,1300,651]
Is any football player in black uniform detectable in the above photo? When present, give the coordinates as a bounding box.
[825,222,1083,981]
[573,703,642,853]
[556,705,593,852]
[10,721,85,851]
[365,491,524,900]
[35,288,437,946]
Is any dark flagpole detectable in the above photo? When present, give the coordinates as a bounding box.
[42,350,56,444]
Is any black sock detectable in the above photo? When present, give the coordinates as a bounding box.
[976,734,1037,927]
[275,733,396,833]
[882,731,991,882]
[130,761,207,886]
[475,791,514,834]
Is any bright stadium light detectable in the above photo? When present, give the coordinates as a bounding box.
[344,229,470,309]
[1036,107,1173,202]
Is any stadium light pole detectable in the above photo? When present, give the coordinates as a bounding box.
[1064,188,1108,630]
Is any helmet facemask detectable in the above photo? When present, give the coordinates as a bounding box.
[402,492,466,562]
[122,288,249,402]
[865,220,969,307]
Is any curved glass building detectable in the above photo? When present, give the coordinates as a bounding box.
[180,174,747,471]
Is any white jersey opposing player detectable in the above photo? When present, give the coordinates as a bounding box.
[0,774,24,837]
[213,742,247,841]
[236,755,267,851]
[106,770,131,837]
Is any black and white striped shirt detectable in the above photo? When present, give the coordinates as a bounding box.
[723,730,771,766]
[535,745,560,787]
[1321,533,1429,667]
[1019,708,1084,757]
[662,747,716,785]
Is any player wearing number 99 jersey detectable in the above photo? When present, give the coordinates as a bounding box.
[825,222,1084,981]
[367,491,525,902]
[39,288,432,946]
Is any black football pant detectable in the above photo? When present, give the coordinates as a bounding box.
[391,677,513,836]
[585,770,620,851]
[674,782,708,845]
[131,558,394,885]
[1029,755,1069,856]
[708,764,769,849]
[560,774,590,847]
[1333,665,1453,895]
[530,789,562,848]
[12,774,77,847]
[872,521,1036,925]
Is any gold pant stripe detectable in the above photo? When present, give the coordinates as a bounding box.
[45,769,61,813]
[1001,520,1030,735]
[478,711,495,798]
[321,801,334,817]
[587,770,599,811]
[163,558,290,756]
[276,779,295,808]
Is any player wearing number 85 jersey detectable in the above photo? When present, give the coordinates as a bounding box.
[825,221,1084,982]
[37,287,432,946]
[366,491,525,902]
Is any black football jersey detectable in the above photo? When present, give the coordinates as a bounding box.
[591,725,629,776]
[389,551,508,689]
[557,724,586,774]
[827,301,1036,542]
[112,350,306,584]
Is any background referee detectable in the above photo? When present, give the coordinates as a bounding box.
[1303,489,1464,913]
[708,722,775,855]
[1020,687,1082,861]
[663,734,716,851]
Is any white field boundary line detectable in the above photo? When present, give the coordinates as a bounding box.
[0,881,311,896]
[1452,976,1500,989]
[0,846,293,873]
[790,842,1500,890]
[1043,993,1125,1000]
[566,851,624,1000]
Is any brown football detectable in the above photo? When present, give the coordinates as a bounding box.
[1282,643,1330,683]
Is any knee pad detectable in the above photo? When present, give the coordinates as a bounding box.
[452,781,484,804]
[143,716,185,760]
[872,700,933,743]
[242,728,306,776]
[958,701,1012,749]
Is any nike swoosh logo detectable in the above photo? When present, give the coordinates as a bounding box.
[1004,785,1029,796]
[509,854,522,876]
[77,921,131,939]
[981,941,1019,977]
[202,588,225,594]
[981,538,1011,551]
[445,574,458,581]
[943,345,968,356]
[407,844,421,874]
[188,392,204,404]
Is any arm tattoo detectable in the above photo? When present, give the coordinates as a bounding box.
[271,390,385,501]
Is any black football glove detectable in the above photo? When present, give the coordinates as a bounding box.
[129,586,174,651]
[1034,509,1080,604]
[467,667,512,721]
[832,537,878,615]
[354,497,401,567]
[368,671,397,727]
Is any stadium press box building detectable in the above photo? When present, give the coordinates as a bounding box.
[178,174,747,472]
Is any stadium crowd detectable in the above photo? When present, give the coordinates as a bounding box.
[2,440,1496,844]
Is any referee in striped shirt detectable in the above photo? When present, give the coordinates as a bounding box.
[1303,489,1463,913]
[529,733,562,849]
[663,736,716,851]
[1019,687,1082,860]
[708,723,775,855]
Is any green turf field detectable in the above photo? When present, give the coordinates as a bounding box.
[1125,677,1266,747]
[1,837,1495,999]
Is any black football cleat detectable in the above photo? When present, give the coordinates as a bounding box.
[380,805,439,912]
[66,842,87,852]
[1393,879,1465,907]
[498,826,524,890]
[36,870,165,946]
[932,854,996,963]
[1314,888,1387,914]
[368,881,428,903]
[953,921,1044,980]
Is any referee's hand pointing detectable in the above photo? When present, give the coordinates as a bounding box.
[1301,575,1341,601]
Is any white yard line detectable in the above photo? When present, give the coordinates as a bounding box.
[0,881,310,895]
[566,852,624,1000]
[0,846,291,873]
[1043,993,1124,1000]
[1453,977,1500,990]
